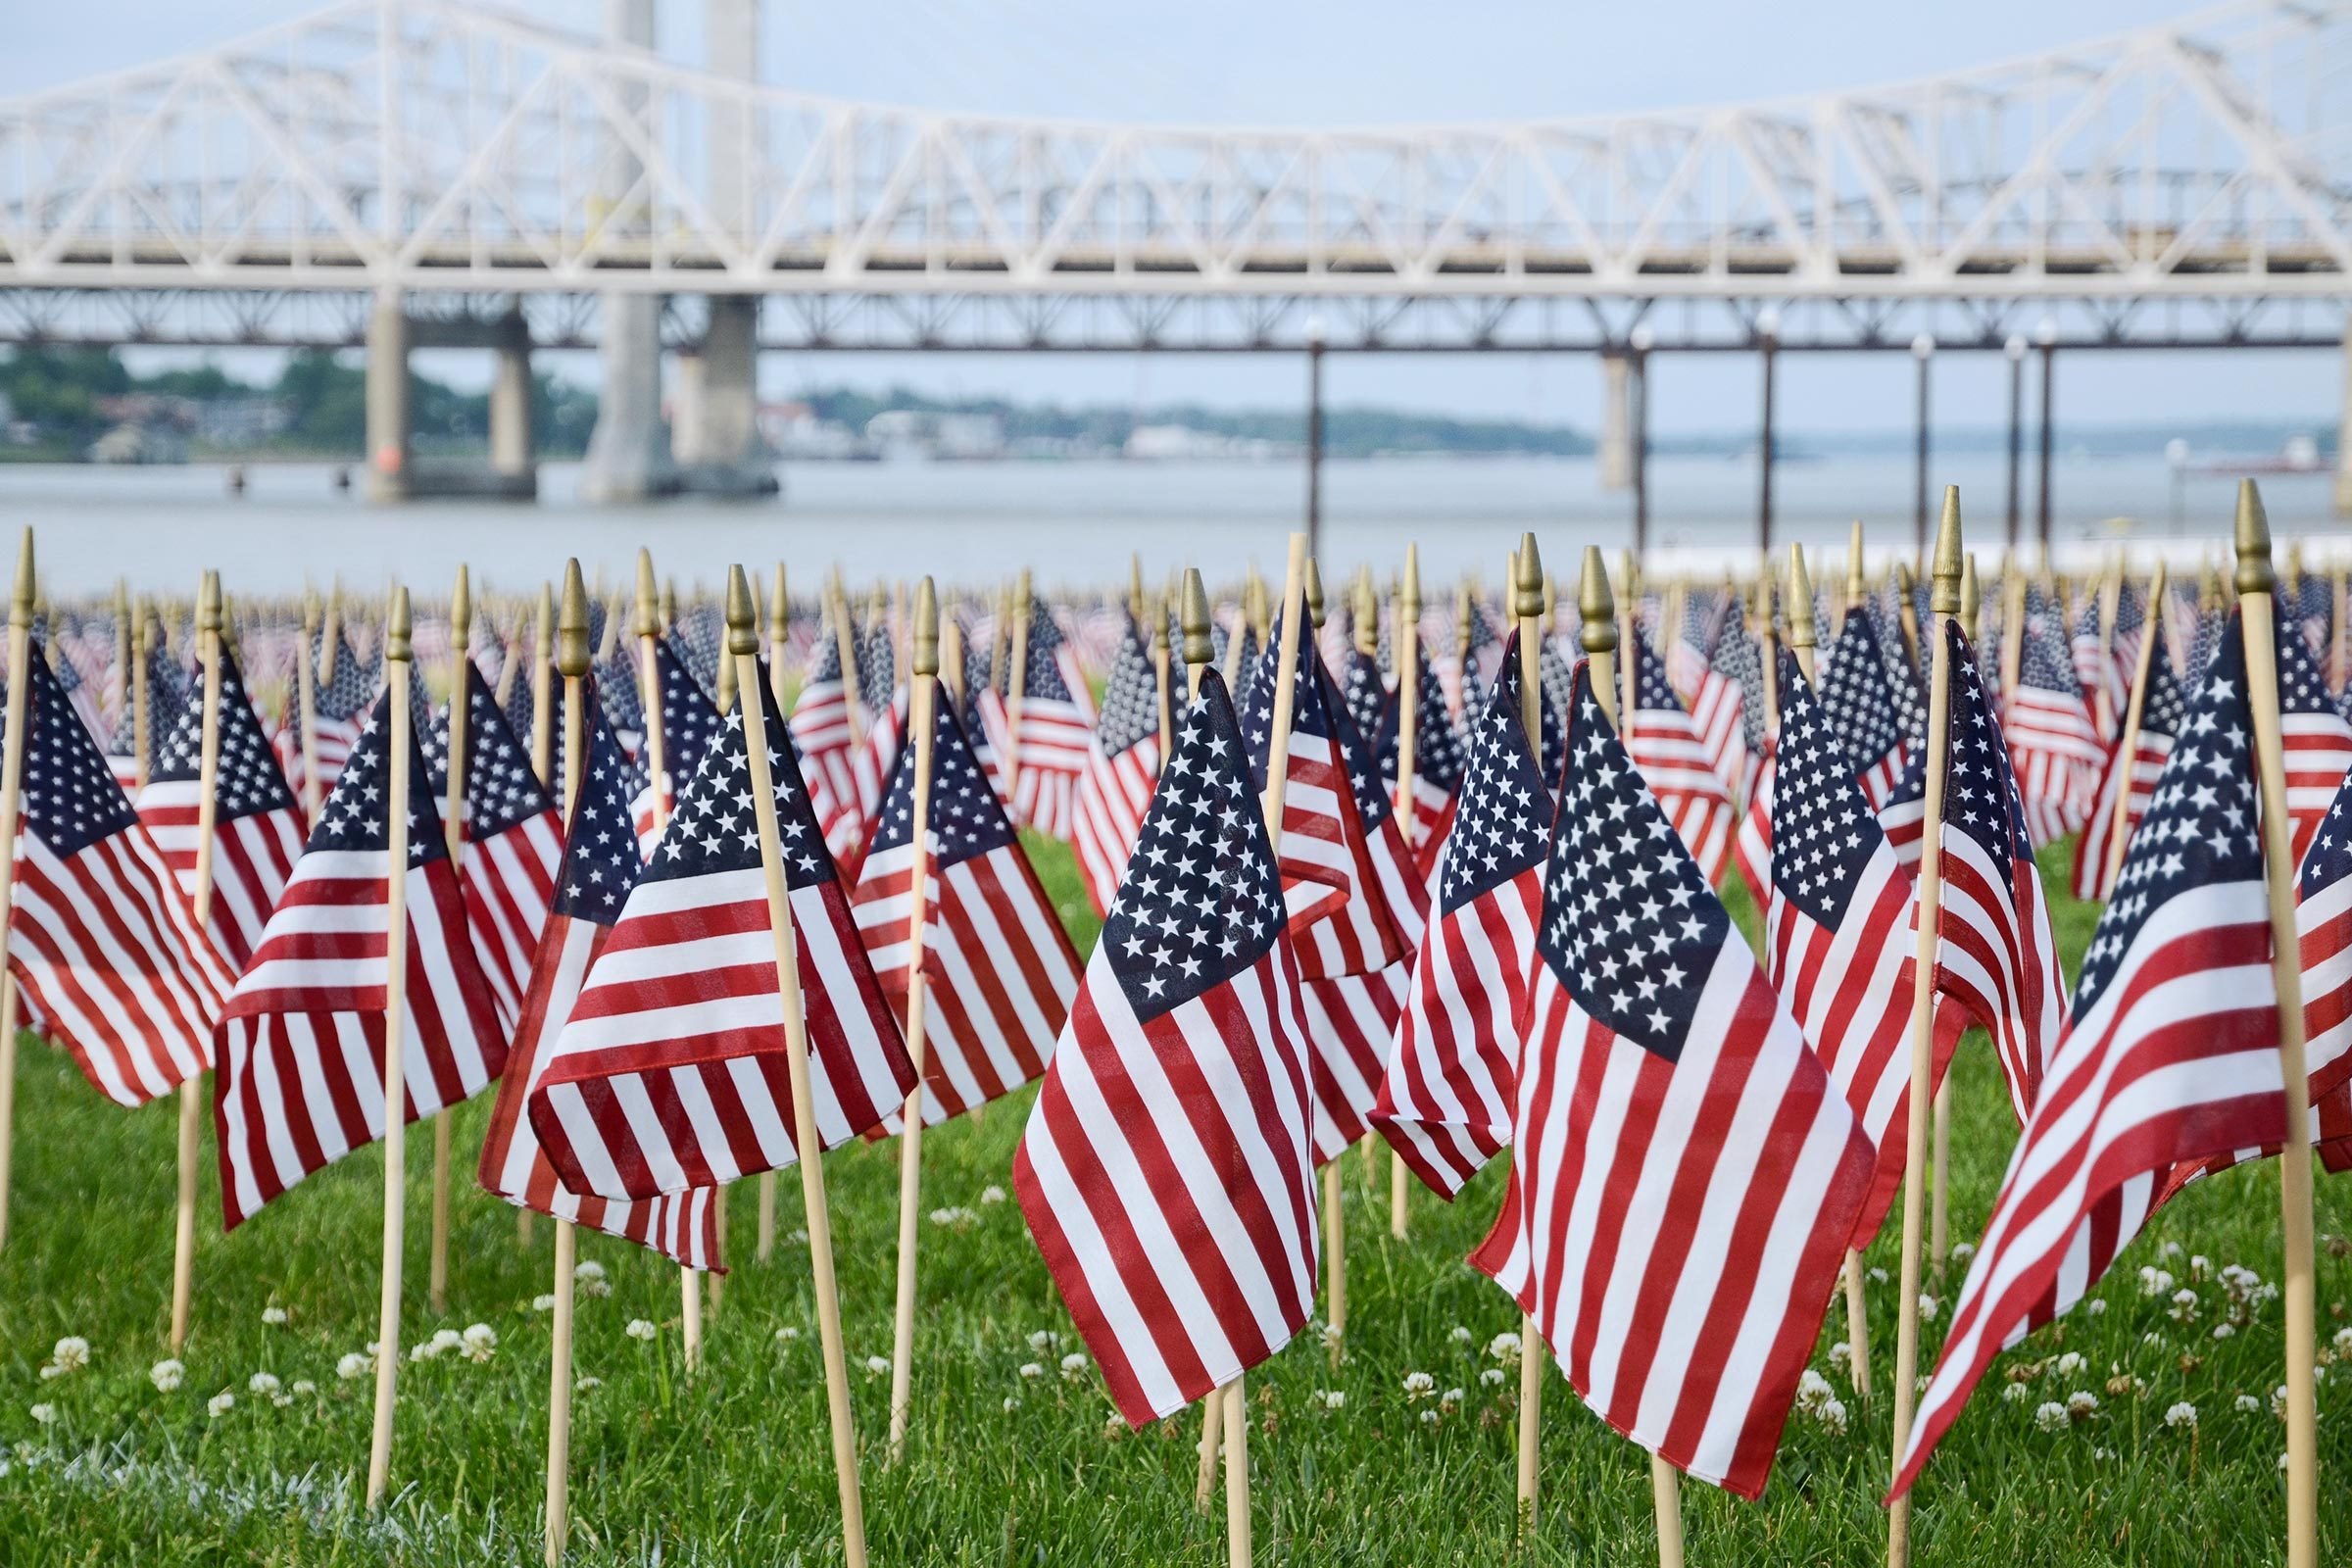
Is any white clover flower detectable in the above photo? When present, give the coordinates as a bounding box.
[2084,1299,2108,1317]
[574,1376,603,1393]
[864,1355,892,1378]
[2067,1392,2100,1422]
[1869,1266,1889,1285]
[408,1341,438,1364]
[336,1352,370,1382]
[429,1328,464,1356]
[51,1338,89,1374]
[1486,1332,1522,1366]
[1480,1368,1506,1388]
[1002,1396,1019,1413]
[27,1404,55,1427]
[2053,1351,2086,1378]
[1018,1362,1045,1381]
[928,1205,979,1231]
[2333,1327,2352,1357]
[248,1372,280,1397]
[149,1359,184,1393]
[1950,1242,1976,1265]
[2034,1400,2069,1433]
[2165,1401,2198,1431]
[1401,1372,1437,1401]
[1829,1342,1853,1369]
[980,1185,1007,1205]
[1918,1295,1940,1323]
[532,1295,557,1313]
[2213,1323,2236,1341]
[1796,1369,1835,1410]
[2169,1289,2200,1322]
[1815,1396,1849,1436]
[1317,1322,1344,1351]
[1312,1389,1346,1411]
[261,1306,288,1327]
[774,1326,801,1345]
[461,1324,497,1363]
[2237,1394,2263,1414]
[1026,1330,1060,1353]
[206,1393,234,1419]
[624,1319,658,1343]
[2139,1266,2176,1298]
[2278,1451,2291,1472]
[2002,1382,2032,1404]
[2188,1254,2211,1283]
[574,1260,612,1298]
[1441,1388,1464,1409]
[1448,1326,1474,1346]
[290,1380,315,1397]
[1420,1408,1440,1426]
[1058,1352,1090,1384]
[786,1228,808,1246]
[2272,1385,2291,1420]
[2161,1241,2183,1259]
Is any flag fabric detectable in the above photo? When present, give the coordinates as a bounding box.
[477,682,718,1269]
[1071,615,1164,918]
[631,638,725,858]
[2005,595,2106,846]
[1816,609,1909,808]
[1013,668,1317,1427]
[1472,661,1873,1500]
[2068,620,2186,903]
[852,687,1080,1128]
[1336,640,1388,751]
[1377,659,1466,870]
[1892,613,2288,1497]
[1731,739,1776,910]
[2276,616,2352,866]
[1766,649,1961,1243]
[1005,600,1097,841]
[790,614,869,859]
[1666,591,1718,704]
[104,640,191,793]
[2298,770,2352,1126]
[276,627,371,803]
[1625,639,1737,885]
[1372,660,1549,1200]
[525,675,915,1204]
[133,647,307,970]
[2,652,234,1107]
[215,691,508,1228]
[436,663,564,1030]
[1688,643,1751,808]
[1710,599,1770,806]
[2070,593,2115,732]
[1932,618,2067,1123]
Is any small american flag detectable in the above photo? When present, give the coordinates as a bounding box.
[1624,638,1736,885]
[1710,599,1770,802]
[434,664,563,1030]
[215,691,508,1228]
[1665,589,1719,704]
[1473,659,1872,1500]
[1372,654,1549,1200]
[525,674,914,1204]
[853,686,1079,1127]
[1013,668,1317,1426]
[276,626,371,803]
[2005,591,2105,847]
[2068,618,2185,902]
[630,638,723,857]
[1374,659,1465,871]
[1817,609,1909,808]
[790,609,869,858]
[1893,612,2289,1497]
[2275,615,2352,865]
[1070,614,1164,918]
[134,646,306,970]
[4,651,233,1107]
[1731,738,1776,910]
[1005,600,1096,841]
[477,683,718,1270]
[105,640,190,793]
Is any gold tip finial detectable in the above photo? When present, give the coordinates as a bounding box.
[913,577,939,678]
[1788,545,1817,650]
[535,581,554,649]
[302,588,319,635]
[1960,553,1982,639]
[1895,558,1916,596]
[1015,567,1034,617]
[1352,570,1379,656]
[1930,485,1965,616]
[1180,568,1214,670]
[1578,545,1617,655]
[1401,544,1422,617]
[724,565,758,654]
[10,529,31,627]
[1303,556,1325,628]
[449,564,470,644]
[658,578,677,635]
[198,570,222,636]
[2233,478,2276,597]
[1845,520,1867,608]
[769,564,789,642]
[558,560,592,679]
[1513,533,1544,621]
[634,549,660,638]
[386,586,413,663]
[1128,556,1145,625]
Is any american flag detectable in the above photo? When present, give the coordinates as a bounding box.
[1453,599,1501,724]
[1892,612,2288,1497]
[1471,660,1873,1500]
[1932,619,2067,1123]
[1336,640,1388,750]
[1665,589,1719,704]
[134,646,307,970]
[1070,614,1163,918]
[789,610,869,858]
[433,664,564,1030]
[276,626,372,803]
[1005,600,1096,841]
[2,651,233,1107]
[104,640,190,793]
[1875,620,1936,872]
[1624,638,1736,885]
[1766,648,1961,1243]
[477,684,718,1270]
[1376,659,1466,870]
[2005,592,2105,847]
[214,691,508,1228]
[2275,615,2352,865]
[2068,619,2186,903]
[501,657,550,776]
[1687,632,1752,808]
[1711,598,1771,801]
[852,687,1079,1127]
[1815,609,1909,807]
[1012,668,1317,1427]
[631,638,724,858]
[1372,658,1548,1200]
[1731,738,1776,910]
[2069,591,2115,729]
[525,674,914,1204]
[595,640,645,749]
[2299,773,2352,1149]
[2110,581,2148,686]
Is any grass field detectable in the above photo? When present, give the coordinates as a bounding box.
[0,833,2345,1566]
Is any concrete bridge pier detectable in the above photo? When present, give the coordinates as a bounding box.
[363,293,539,502]
[1598,351,1634,492]
[671,296,779,496]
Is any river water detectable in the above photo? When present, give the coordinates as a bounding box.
[0,450,2334,597]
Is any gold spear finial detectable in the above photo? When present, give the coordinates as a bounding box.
[656,578,676,637]
[2234,478,2276,597]
[1180,568,1214,670]
[1845,519,1867,608]
[1579,545,1616,655]
[1015,567,1034,620]
[558,560,592,680]
[913,577,939,679]
[725,564,758,654]
[535,581,554,663]
[1352,570,1379,657]
[198,570,221,637]
[1128,555,1145,625]
[1788,545,1817,651]
[634,549,660,639]
[302,587,320,638]
[386,585,412,664]
[1960,553,1982,641]
[11,528,31,630]
[1401,544,1422,620]
[1514,532,1544,622]
[769,564,789,648]
[1930,485,1965,616]
[1304,556,1326,628]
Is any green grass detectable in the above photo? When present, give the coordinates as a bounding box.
[0,834,2346,1565]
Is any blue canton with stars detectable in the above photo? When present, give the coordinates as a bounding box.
[1338,645,1389,759]
[1021,602,1076,705]
[651,637,724,786]
[2134,621,2188,742]
[1712,598,1770,755]
[597,642,646,737]
[552,692,647,927]
[2021,592,2085,698]
[436,663,553,835]
[1372,660,1465,797]
[148,648,299,823]
[1491,636,1565,784]
[644,673,836,893]
[870,685,1016,867]
[1939,620,2033,871]
[2277,611,2339,721]
[1631,636,1683,715]
[1238,612,1336,793]
[314,630,373,722]
[12,651,141,857]
[1099,670,1286,1019]
[1096,615,1163,760]
[1435,666,1551,916]
[2074,614,2260,1020]
[1535,663,1728,1063]
[302,690,449,867]
[1818,609,1906,779]
[1770,648,1887,929]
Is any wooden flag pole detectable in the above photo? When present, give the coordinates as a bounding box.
[366,583,416,1512]
[1295,558,1352,1367]
[727,565,869,1568]
[2100,562,2169,899]
[292,591,322,825]
[757,564,790,1263]
[1784,547,1873,1400]
[1514,536,1554,1542]
[530,584,556,789]
[1348,571,1383,1189]
[0,533,35,1257]
[1004,569,1034,806]
[832,571,867,751]
[170,570,226,1352]
[2330,564,2348,695]
[543,560,592,1568]
[886,579,943,1464]
[2234,483,2321,1568]
[2093,554,2123,739]
[1151,594,1176,765]
[1930,560,1983,1285]
[428,564,471,1318]
[1390,546,1422,1241]
[1887,489,1964,1568]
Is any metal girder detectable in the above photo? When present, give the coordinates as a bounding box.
[3,0,2352,303]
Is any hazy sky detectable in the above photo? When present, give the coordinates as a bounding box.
[9,1,2345,436]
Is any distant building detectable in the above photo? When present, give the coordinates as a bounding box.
[1123,423,1288,460]
[195,396,294,449]
[864,408,1005,460]
[757,401,874,460]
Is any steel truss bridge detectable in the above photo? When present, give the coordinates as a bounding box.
[3,0,2352,353]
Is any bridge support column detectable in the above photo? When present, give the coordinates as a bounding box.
[580,0,672,505]
[671,297,775,495]
[1599,352,1633,492]
[365,292,410,505]
[2335,316,2352,517]
[489,311,536,484]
